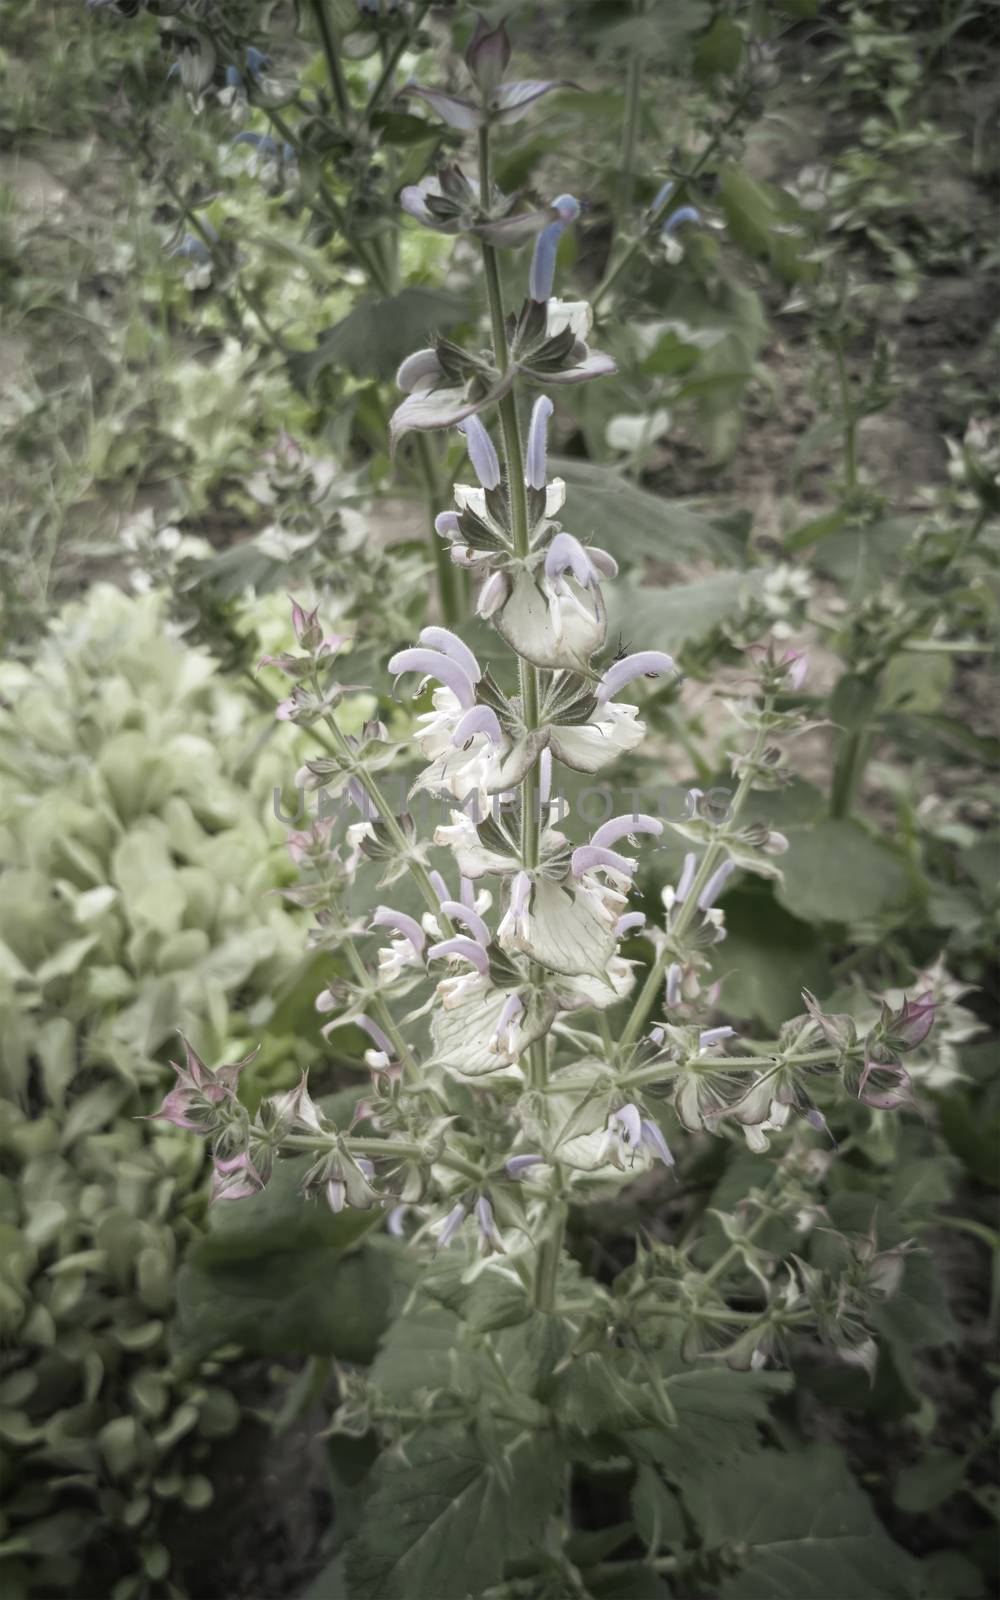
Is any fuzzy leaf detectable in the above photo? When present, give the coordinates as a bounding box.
[682,1445,920,1599]
[344,1428,561,1599]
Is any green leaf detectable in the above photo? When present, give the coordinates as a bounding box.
[290,288,469,386]
[344,1428,562,1600]
[718,164,812,285]
[187,1149,376,1266]
[708,882,831,1031]
[551,458,744,566]
[683,1445,920,1599]
[175,1238,403,1361]
[894,1451,966,1513]
[631,1464,686,1551]
[637,1368,791,1480]
[694,14,743,78]
[776,821,912,926]
[607,571,761,653]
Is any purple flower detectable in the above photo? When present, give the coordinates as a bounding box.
[211,1152,265,1203]
[439,899,491,945]
[640,1118,675,1168]
[591,813,663,849]
[665,963,682,1007]
[529,194,580,302]
[505,1151,544,1178]
[596,650,677,704]
[427,935,490,974]
[674,852,697,903]
[698,859,735,910]
[388,646,479,709]
[371,905,426,954]
[145,1039,256,1132]
[464,13,511,94]
[437,1202,467,1247]
[525,395,553,490]
[459,415,501,489]
[475,1195,505,1254]
[418,625,483,685]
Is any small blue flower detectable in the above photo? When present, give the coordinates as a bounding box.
[528,193,580,303]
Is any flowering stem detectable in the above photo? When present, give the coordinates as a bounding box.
[316,703,454,933]
[309,0,352,128]
[283,1132,483,1182]
[618,709,771,1053]
[339,934,418,1074]
[475,123,545,1083]
[592,97,746,313]
[830,723,872,819]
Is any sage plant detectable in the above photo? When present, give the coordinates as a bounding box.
[160,20,938,1590]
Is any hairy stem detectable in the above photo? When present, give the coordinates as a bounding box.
[618,709,772,1052]
[414,433,462,625]
[309,0,352,127]
[364,1,430,116]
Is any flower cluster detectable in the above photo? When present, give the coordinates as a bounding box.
[162,16,936,1387]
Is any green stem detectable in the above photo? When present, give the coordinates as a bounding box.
[592,98,745,313]
[477,122,550,1282]
[830,724,872,819]
[618,711,771,1052]
[701,1178,780,1287]
[364,2,430,117]
[945,504,988,572]
[618,51,643,217]
[317,703,453,933]
[414,432,462,625]
[832,335,858,493]
[284,1132,482,1182]
[309,0,352,127]
[339,934,417,1072]
[533,1204,566,1313]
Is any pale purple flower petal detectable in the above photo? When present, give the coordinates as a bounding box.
[439,901,491,945]
[591,813,663,849]
[544,530,601,589]
[437,1202,466,1246]
[396,347,443,392]
[674,851,697,903]
[419,626,483,684]
[477,570,510,617]
[387,647,477,708]
[596,650,677,704]
[506,1152,544,1178]
[451,705,503,748]
[435,510,461,539]
[640,1118,675,1167]
[698,859,735,910]
[459,415,501,490]
[427,936,490,973]
[616,911,646,936]
[525,395,553,489]
[571,843,635,878]
[699,1026,736,1049]
[371,905,426,953]
[665,963,682,1007]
